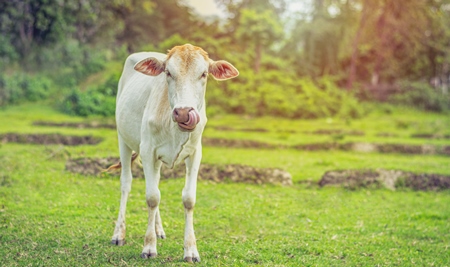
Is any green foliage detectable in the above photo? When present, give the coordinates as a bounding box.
[157,34,190,52]
[61,89,116,117]
[30,40,108,89]
[236,9,283,46]
[207,70,363,119]
[1,0,450,116]
[60,73,119,117]
[389,81,450,112]
[0,73,54,106]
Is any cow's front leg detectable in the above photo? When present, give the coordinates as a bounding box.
[140,152,163,259]
[183,146,202,262]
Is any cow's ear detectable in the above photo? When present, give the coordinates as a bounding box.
[134,57,165,76]
[209,60,239,81]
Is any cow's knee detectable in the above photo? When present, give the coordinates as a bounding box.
[146,190,161,208]
[182,191,196,210]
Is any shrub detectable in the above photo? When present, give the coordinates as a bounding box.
[0,73,53,106]
[61,89,116,117]
[60,73,119,117]
[206,70,364,119]
[389,81,450,112]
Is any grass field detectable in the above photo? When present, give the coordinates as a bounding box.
[0,103,449,266]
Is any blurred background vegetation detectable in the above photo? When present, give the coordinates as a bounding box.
[0,0,449,118]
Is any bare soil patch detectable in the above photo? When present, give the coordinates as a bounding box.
[376,132,399,137]
[202,137,281,149]
[33,121,116,129]
[65,157,292,186]
[294,142,450,155]
[203,138,450,155]
[309,129,365,136]
[411,133,450,139]
[212,126,269,132]
[319,169,450,191]
[0,133,102,146]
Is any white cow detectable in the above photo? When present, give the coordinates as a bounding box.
[109,44,239,262]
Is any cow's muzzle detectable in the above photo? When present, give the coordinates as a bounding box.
[172,107,200,131]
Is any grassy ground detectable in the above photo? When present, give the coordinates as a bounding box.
[0,103,449,266]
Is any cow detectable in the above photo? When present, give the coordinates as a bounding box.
[108,44,239,262]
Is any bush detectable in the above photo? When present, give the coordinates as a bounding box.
[61,89,116,117]
[206,70,364,119]
[389,81,450,112]
[38,40,108,89]
[0,73,53,106]
[60,73,119,117]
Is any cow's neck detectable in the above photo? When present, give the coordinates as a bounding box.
[145,86,194,169]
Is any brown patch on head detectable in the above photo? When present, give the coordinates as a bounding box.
[166,44,209,70]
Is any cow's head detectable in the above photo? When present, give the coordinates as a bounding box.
[134,44,239,132]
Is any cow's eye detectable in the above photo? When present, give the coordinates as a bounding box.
[166,70,172,78]
[201,72,208,79]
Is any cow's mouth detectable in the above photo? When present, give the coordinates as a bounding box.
[178,109,200,131]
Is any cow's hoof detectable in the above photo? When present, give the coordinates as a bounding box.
[184,256,201,263]
[157,235,166,239]
[111,239,125,246]
[141,252,157,259]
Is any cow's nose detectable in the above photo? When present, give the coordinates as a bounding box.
[173,107,192,123]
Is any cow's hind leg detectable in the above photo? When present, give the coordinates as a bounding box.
[155,208,166,239]
[182,146,202,262]
[140,151,162,259]
[111,136,134,246]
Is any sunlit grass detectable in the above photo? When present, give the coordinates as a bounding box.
[0,103,449,266]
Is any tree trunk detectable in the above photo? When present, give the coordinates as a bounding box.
[441,62,449,95]
[19,3,34,69]
[347,0,369,89]
[372,1,389,87]
[254,42,262,73]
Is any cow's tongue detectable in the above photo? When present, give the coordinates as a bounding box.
[179,109,200,130]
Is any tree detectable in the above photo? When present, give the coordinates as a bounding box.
[347,0,370,89]
[107,0,155,53]
[284,0,357,77]
[422,0,450,94]
[236,9,283,73]
[0,0,72,61]
[353,0,433,85]
[215,0,286,60]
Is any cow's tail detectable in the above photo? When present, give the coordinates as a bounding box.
[104,152,139,172]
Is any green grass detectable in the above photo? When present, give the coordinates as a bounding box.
[0,103,449,266]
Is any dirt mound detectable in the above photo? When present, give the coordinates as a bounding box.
[65,157,293,186]
[33,121,116,129]
[319,169,450,191]
[0,133,102,146]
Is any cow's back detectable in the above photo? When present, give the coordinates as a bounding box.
[116,52,167,152]
[117,52,165,98]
